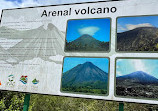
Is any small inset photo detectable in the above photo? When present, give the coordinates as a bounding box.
[65,18,111,52]
[116,58,158,99]
[61,57,109,95]
[117,15,158,52]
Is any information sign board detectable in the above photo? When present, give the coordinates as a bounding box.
[0,0,158,104]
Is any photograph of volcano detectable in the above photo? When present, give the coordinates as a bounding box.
[116,58,158,99]
[61,57,109,95]
[65,18,110,52]
[117,15,158,52]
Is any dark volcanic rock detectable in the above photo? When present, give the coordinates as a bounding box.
[117,27,158,51]
[116,71,158,99]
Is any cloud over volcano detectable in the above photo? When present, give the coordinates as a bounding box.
[78,26,99,36]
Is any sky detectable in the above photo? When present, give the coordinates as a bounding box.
[116,59,158,78]
[66,18,111,42]
[0,0,111,16]
[63,57,109,73]
[117,16,158,33]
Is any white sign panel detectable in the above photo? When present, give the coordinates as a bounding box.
[0,0,158,104]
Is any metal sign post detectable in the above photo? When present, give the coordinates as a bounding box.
[23,94,30,111]
[119,102,124,111]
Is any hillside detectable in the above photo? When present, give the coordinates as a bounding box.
[62,62,108,94]
[117,27,158,51]
[116,71,158,98]
[65,34,109,51]
[117,71,158,85]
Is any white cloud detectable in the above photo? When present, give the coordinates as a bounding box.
[36,0,108,5]
[117,59,123,63]
[0,0,19,16]
[116,71,122,76]
[20,0,41,7]
[118,23,154,33]
[0,0,18,9]
[0,0,108,9]
[117,24,127,32]
[126,23,153,30]
[132,60,147,72]
[78,26,99,36]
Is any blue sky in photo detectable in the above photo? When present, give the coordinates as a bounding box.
[66,18,111,42]
[116,59,158,78]
[118,16,158,33]
[63,57,109,73]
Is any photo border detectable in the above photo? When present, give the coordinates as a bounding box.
[64,17,112,53]
[60,56,110,97]
[114,57,158,101]
[116,14,158,53]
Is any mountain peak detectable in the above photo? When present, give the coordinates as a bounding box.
[133,71,146,74]
[80,34,95,39]
[130,71,150,76]
[134,26,156,30]
[131,27,158,32]
[81,34,92,37]
[74,34,98,43]
[135,71,147,74]
[83,61,93,65]
[62,61,108,84]
[117,71,158,84]
[82,61,95,67]
[119,71,150,78]
[47,23,56,30]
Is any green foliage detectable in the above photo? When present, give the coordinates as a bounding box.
[0,98,6,110]
[62,87,107,95]
[65,41,109,51]
[155,43,158,49]
[62,81,107,95]
[29,94,118,111]
[1,91,158,110]
[0,91,24,111]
